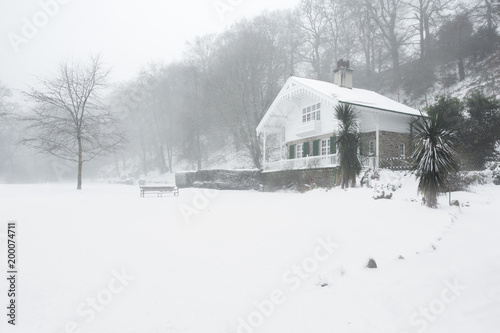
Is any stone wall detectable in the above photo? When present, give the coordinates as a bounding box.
[175,170,262,190]
[262,167,339,192]
[175,168,340,192]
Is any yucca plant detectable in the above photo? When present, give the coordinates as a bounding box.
[335,103,361,189]
[411,111,459,208]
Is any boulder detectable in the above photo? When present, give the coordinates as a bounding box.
[367,258,377,269]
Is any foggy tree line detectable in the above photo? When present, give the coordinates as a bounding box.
[0,82,18,178]
[109,0,499,174]
[1,0,499,181]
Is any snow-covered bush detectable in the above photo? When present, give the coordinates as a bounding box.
[360,169,380,188]
[373,184,394,200]
[490,163,500,185]
[448,171,490,191]
[363,170,403,200]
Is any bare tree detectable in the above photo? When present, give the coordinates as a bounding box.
[475,0,500,30]
[343,0,378,83]
[364,0,411,87]
[211,17,287,168]
[133,64,173,174]
[185,35,221,170]
[111,80,151,176]
[299,0,332,79]
[326,0,359,66]
[0,82,14,118]
[405,0,455,62]
[186,34,218,75]
[281,9,304,77]
[21,56,125,190]
[0,82,17,175]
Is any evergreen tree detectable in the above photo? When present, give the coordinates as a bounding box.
[335,103,361,189]
[411,111,459,208]
[461,91,500,169]
[425,95,464,132]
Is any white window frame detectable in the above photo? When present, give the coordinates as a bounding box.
[321,138,330,155]
[369,141,375,156]
[302,103,321,124]
[400,143,406,157]
[296,143,303,159]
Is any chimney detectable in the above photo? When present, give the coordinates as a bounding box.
[333,59,353,89]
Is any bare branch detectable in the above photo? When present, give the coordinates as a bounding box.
[19,55,125,189]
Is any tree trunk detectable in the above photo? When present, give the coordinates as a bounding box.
[419,14,426,61]
[140,130,147,177]
[158,144,167,174]
[390,41,400,88]
[114,153,121,177]
[424,15,431,59]
[197,129,202,171]
[251,134,262,169]
[486,0,493,31]
[167,113,174,173]
[77,137,83,190]
[457,21,465,81]
[458,58,465,81]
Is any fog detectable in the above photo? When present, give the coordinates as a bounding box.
[1,0,499,185]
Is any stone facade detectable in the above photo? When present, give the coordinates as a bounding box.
[379,131,411,158]
[359,132,376,156]
[359,131,411,158]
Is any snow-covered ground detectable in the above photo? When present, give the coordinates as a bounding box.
[1,172,499,333]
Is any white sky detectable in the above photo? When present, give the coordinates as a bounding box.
[0,0,300,96]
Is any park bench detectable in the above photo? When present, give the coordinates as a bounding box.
[139,185,179,197]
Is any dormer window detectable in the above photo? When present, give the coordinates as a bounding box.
[302,103,321,123]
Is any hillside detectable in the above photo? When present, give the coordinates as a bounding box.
[167,52,500,173]
[373,50,500,111]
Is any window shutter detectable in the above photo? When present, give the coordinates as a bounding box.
[313,140,320,156]
[303,142,310,156]
[289,145,295,159]
[330,136,337,154]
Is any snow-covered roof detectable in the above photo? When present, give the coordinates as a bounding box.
[256,76,422,134]
[292,76,421,116]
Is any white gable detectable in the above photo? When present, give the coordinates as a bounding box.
[291,77,421,117]
[256,76,421,136]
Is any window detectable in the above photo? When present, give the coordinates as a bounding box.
[302,103,321,123]
[369,141,375,155]
[321,139,330,155]
[400,143,406,157]
[296,144,303,159]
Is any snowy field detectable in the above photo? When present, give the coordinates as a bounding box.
[1,172,500,333]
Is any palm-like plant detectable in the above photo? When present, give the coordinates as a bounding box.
[411,112,458,208]
[335,103,361,189]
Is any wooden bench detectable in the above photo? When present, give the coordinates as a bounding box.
[140,185,179,197]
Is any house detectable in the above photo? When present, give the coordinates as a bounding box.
[256,62,422,172]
